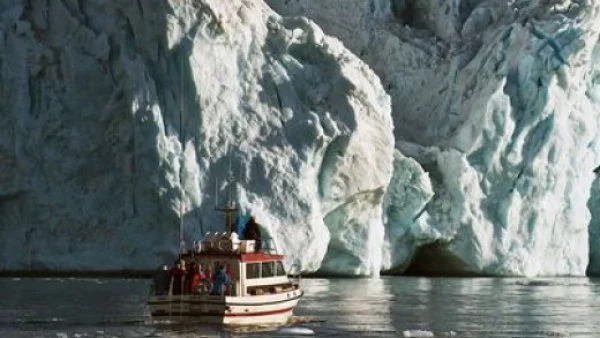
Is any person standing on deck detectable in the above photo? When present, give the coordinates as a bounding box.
[224,264,234,295]
[189,263,207,294]
[210,264,231,295]
[243,216,262,251]
[170,260,186,295]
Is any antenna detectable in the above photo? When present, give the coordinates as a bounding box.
[179,49,185,255]
[228,152,233,207]
[215,151,238,233]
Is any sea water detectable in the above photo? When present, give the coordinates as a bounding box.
[1,276,599,337]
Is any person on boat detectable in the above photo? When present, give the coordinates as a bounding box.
[153,265,169,295]
[189,262,207,294]
[187,261,197,293]
[205,264,213,280]
[243,216,262,251]
[233,214,249,238]
[170,259,186,295]
[204,264,213,293]
[224,264,234,279]
[210,264,232,296]
[181,259,191,294]
[223,264,234,295]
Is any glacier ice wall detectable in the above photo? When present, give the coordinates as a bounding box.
[267,0,600,275]
[381,149,433,272]
[2,0,599,276]
[586,42,600,276]
[0,0,394,273]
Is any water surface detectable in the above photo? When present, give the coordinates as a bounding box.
[1,276,599,337]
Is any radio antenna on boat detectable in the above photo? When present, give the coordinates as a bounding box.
[215,150,238,233]
[215,177,218,209]
[178,50,185,255]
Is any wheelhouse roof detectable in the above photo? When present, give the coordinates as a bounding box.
[182,251,284,263]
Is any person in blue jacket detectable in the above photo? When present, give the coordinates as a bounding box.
[210,264,232,295]
[233,215,249,238]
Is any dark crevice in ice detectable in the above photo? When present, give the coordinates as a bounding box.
[586,176,600,276]
[403,241,487,276]
[390,0,428,32]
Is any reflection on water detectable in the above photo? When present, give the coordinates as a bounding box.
[0,277,599,337]
[303,278,395,335]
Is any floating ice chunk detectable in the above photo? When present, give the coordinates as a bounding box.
[441,331,457,337]
[515,279,553,286]
[278,327,315,335]
[402,330,434,337]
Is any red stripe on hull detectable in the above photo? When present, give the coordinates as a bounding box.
[224,307,293,317]
[152,307,294,318]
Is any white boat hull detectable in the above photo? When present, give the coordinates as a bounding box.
[148,290,303,325]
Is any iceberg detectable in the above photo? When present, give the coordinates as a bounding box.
[2,0,600,276]
[0,0,394,273]
[268,0,600,275]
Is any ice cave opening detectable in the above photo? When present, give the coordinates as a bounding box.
[403,241,485,276]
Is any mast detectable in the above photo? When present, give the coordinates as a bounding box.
[179,50,185,254]
[215,152,238,233]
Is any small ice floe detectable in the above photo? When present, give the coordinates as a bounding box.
[515,279,553,286]
[402,330,434,337]
[56,333,68,338]
[440,331,457,337]
[535,330,567,336]
[277,327,315,336]
[149,319,177,325]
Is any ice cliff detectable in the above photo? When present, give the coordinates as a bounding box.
[0,0,394,273]
[267,0,600,275]
[2,0,600,277]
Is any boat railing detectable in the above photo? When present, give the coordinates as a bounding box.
[151,274,240,297]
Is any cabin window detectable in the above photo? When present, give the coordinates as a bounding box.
[246,263,261,279]
[275,261,286,276]
[262,262,274,278]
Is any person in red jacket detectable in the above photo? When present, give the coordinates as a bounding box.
[189,263,207,294]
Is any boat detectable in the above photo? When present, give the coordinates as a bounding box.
[147,175,304,325]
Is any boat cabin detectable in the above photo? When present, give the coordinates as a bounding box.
[182,251,296,297]
[155,233,300,298]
